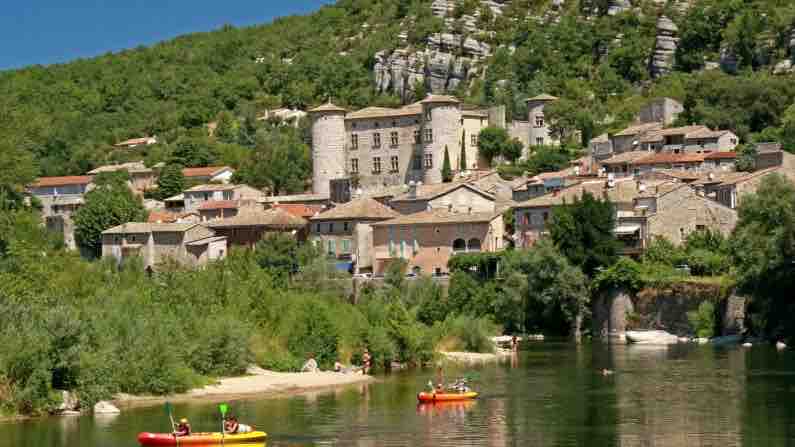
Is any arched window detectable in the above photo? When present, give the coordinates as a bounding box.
[467,238,482,252]
[452,238,466,253]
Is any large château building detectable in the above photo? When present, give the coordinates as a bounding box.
[308,94,559,196]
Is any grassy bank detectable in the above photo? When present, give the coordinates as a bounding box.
[0,211,498,416]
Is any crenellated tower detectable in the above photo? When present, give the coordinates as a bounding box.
[420,95,461,184]
[309,102,348,196]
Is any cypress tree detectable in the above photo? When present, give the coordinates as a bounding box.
[441,145,453,182]
[460,130,468,171]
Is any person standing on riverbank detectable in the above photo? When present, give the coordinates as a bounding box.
[362,348,372,375]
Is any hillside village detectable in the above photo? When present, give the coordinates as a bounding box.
[27,93,795,277]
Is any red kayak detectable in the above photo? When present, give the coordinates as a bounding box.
[137,431,266,445]
[417,391,479,402]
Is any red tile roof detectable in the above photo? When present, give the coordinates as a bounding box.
[148,211,179,223]
[198,200,239,210]
[704,151,737,160]
[633,153,705,165]
[272,203,323,218]
[30,176,93,188]
[182,166,231,178]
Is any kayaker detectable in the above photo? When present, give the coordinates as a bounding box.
[174,418,191,437]
[224,415,253,434]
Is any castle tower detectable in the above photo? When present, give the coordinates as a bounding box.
[527,93,558,152]
[308,102,348,196]
[420,95,462,185]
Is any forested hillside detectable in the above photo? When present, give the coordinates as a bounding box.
[1,0,795,182]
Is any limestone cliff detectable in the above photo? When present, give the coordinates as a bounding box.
[649,16,679,79]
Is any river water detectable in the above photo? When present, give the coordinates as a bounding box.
[3,340,795,446]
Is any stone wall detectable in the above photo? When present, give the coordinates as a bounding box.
[592,284,746,341]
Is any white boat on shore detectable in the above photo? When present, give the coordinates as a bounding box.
[625,330,680,345]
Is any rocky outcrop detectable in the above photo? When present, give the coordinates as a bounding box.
[93,401,121,414]
[607,0,632,16]
[55,390,80,415]
[626,330,680,345]
[649,16,679,78]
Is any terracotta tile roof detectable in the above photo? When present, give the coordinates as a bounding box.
[372,210,500,226]
[205,208,307,228]
[311,198,399,221]
[185,183,239,192]
[198,200,239,210]
[633,153,705,165]
[259,193,329,204]
[346,103,422,120]
[685,128,732,139]
[272,203,324,218]
[614,122,663,137]
[714,167,781,187]
[391,182,494,202]
[639,125,709,143]
[103,222,197,234]
[182,166,232,178]
[88,161,152,174]
[515,178,675,209]
[704,151,737,160]
[690,171,749,186]
[147,211,180,223]
[650,169,702,181]
[462,109,489,118]
[420,95,460,104]
[30,176,93,188]
[308,102,348,113]
[526,93,558,102]
[601,151,653,165]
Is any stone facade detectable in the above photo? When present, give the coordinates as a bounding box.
[391,183,496,215]
[638,97,683,126]
[527,95,559,147]
[101,223,227,269]
[309,105,348,197]
[643,184,737,245]
[183,185,263,213]
[371,211,504,276]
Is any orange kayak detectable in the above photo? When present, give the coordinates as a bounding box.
[417,391,479,402]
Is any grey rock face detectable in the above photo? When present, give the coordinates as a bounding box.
[607,0,631,16]
[649,16,679,79]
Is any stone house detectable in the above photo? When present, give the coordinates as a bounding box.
[88,161,156,193]
[600,151,654,177]
[638,97,684,126]
[27,175,94,250]
[371,210,504,276]
[511,169,577,203]
[638,126,738,153]
[701,151,737,171]
[631,152,707,174]
[270,203,324,219]
[608,122,663,155]
[615,184,738,255]
[101,222,227,269]
[702,150,795,209]
[183,184,263,213]
[182,166,235,184]
[389,182,495,215]
[512,177,676,249]
[526,94,560,148]
[259,193,331,209]
[309,197,399,273]
[197,200,260,222]
[205,208,308,248]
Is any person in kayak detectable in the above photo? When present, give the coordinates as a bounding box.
[174,418,191,437]
[224,416,253,434]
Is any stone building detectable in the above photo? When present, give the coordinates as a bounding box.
[101,222,227,269]
[88,161,156,193]
[389,182,495,215]
[309,197,399,273]
[638,97,683,126]
[27,175,94,250]
[308,93,560,196]
[183,184,263,213]
[181,166,235,184]
[205,207,308,248]
[371,210,504,276]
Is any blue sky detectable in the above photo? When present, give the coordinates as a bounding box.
[0,0,333,70]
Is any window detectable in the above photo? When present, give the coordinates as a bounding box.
[536,137,544,146]
[341,239,351,254]
[425,109,432,121]
[329,222,335,233]
[400,240,406,258]
[390,131,399,147]
[523,212,530,225]
[203,192,211,201]
[352,122,357,129]
[343,222,350,232]
[471,134,478,146]
[467,238,482,252]
[350,158,359,174]
[424,153,433,169]
[543,212,549,222]
[696,225,706,231]
[453,238,466,253]
[534,115,545,128]
[390,156,399,172]
[372,132,381,149]
[327,239,336,256]
[414,130,421,144]
[413,153,422,170]
[374,122,380,128]
[222,191,233,200]
[372,157,382,174]
[315,223,321,233]
[351,134,359,150]
[424,128,433,143]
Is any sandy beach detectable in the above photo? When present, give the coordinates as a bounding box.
[113,368,374,409]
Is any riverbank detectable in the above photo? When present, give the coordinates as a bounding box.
[113,368,375,410]
[440,350,513,364]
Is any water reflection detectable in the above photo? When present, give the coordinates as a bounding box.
[3,344,795,446]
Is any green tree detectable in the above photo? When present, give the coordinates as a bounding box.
[477,126,513,165]
[729,174,795,338]
[254,233,298,276]
[155,164,185,200]
[234,127,310,194]
[169,135,217,168]
[441,145,453,182]
[73,173,148,256]
[459,130,468,171]
[0,144,38,211]
[548,191,619,277]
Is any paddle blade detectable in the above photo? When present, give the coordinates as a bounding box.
[164,402,173,415]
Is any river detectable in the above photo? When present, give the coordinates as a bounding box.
[3,340,795,446]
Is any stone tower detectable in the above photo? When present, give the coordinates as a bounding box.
[420,95,461,185]
[527,93,558,150]
[309,103,348,196]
